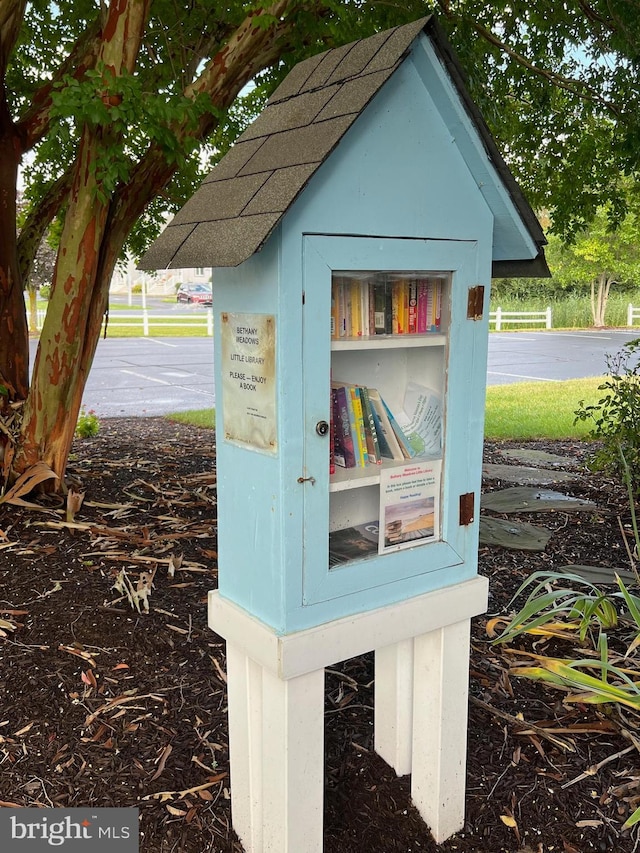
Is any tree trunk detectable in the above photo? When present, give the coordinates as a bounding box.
[0,90,28,409]
[591,272,614,327]
[12,0,151,484]
[9,0,301,489]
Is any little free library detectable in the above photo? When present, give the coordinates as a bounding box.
[141,14,548,853]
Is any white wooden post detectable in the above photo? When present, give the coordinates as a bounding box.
[410,619,472,844]
[374,638,414,775]
[495,306,502,331]
[226,642,325,853]
[629,303,634,327]
[545,306,552,329]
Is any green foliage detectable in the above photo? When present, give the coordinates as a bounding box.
[490,571,640,711]
[492,571,622,647]
[574,339,640,491]
[438,0,640,241]
[75,407,100,439]
[39,285,51,301]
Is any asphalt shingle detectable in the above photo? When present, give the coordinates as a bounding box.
[139,15,547,275]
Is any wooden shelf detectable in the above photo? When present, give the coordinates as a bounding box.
[331,333,446,351]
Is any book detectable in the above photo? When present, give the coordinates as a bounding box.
[368,396,393,459]
[350,279,361,336]
[366,388,405,461]
[330,283,337,340]
[330,387,341,470]
[329,520,380,567]
[408,280,418,334]
[417,279,428,333]
[373,282,387,335]
[332,385,357,468]
[360,283,369,336]
[336,278,347,336]
[357,385,381,464]
[349,385,368,467]
[380,396,416,459]
[394,382,443,457]
[368,282,377,336]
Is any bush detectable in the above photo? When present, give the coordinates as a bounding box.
[75,407,100,439]
[39,285,51,300]
[574,338,640,493]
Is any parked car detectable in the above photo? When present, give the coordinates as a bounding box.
[176,282,213,305]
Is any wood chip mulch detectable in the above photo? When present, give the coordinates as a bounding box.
[1,418,639,852]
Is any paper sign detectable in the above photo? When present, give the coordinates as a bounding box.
[221,313,277,453]
[379,459,441,552]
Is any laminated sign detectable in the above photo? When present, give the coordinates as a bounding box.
[221,313,277,453]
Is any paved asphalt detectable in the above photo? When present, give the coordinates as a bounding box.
[487,328,639,386]
[27,327,640,419]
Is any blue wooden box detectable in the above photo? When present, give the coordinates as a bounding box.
[141,16,547,635]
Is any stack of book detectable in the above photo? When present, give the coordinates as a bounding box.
[331,382,414,469]
[331,275,442,339]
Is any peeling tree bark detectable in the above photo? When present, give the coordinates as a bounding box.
[5,0,306,488]
[13,0,152,481]
[0,0,29,409]
[0,94,27,407]
[12,0,300,487]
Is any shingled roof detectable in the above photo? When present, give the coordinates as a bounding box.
[139,16,547,275]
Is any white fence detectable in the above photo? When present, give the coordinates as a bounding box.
[628,304,640,327]
[489,306,552,331]
[30,309,213,336]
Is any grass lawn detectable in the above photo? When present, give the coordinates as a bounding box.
[484,376,604,440]
[169,409,216,429]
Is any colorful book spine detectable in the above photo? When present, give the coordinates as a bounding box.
[373,283,387,335]
[358,386,382,464]
[330,387,337,473]
[384,284,393,334]
[349,385,368,467]
[368,397,393,459]
[350,280,361,336]
[434,278,442,330]
[333,385,357,468]
[331,276,444,338]
[330,282,338,340]
[368,283,376,336]
[408,280,418,334]
[360,283,369,336]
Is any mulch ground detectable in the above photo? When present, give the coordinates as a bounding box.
[1,417,639,853]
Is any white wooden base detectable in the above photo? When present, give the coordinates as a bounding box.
[209,577,488,851]
[226,645,325,852]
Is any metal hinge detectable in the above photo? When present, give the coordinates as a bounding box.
[467,286,484,320]
[459,492,475,526]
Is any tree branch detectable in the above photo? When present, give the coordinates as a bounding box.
[435,2,623,119]
[16,169,73,284]
[14,17,103,152]
[0,0,26,74]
